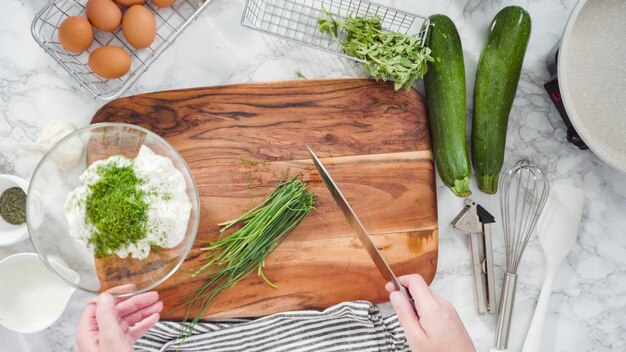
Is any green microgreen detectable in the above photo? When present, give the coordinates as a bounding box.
[318,6,434,91]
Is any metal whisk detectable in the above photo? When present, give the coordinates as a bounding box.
[494,159,550,349]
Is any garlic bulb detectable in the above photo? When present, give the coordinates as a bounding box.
[22,120,84,170]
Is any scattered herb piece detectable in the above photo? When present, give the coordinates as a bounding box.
[294,68,307,79]
[318,7,434,91]
[240,156,258,169]
[247,180,262,189]
[0,187,26,225]
[176,174,315,337]
[85,162,149,258]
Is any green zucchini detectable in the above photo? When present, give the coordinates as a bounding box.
[423,14,471,198]
[472,6,531,194]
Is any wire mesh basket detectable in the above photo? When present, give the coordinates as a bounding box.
[241,0,430,64]
[31,0,210,101]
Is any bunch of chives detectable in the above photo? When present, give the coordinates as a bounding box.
[178,174,315,337]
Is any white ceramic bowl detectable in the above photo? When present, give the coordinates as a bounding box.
[0,253,76,333]
[0,175,30,247]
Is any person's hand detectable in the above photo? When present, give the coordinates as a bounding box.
[386,274,476,352]
[76,284,163,352]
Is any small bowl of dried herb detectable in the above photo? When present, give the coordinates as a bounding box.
[0,174,29,246]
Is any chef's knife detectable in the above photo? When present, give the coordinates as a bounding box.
[306,145,416,310]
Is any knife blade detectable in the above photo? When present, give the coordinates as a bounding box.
[306,145,416,309]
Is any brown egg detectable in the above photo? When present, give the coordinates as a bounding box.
[88,46,131,79]
[86,0,122,32]
[58,16,93,53]
[123,5,156,49]
[116,0,144,5]
[151,0,176,8]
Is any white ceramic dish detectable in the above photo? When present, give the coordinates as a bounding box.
[0,175,30,246]
[559,0,626,173]
[0,253,76,333]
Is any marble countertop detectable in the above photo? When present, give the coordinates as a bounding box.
[2,0,626,351]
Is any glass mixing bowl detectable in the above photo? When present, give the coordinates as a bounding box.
[27,123,200,296]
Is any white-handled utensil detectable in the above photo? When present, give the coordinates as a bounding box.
[521,184,585,352]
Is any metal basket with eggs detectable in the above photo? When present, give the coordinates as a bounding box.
[57,0,175,79]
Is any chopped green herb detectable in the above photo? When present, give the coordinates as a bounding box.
[0,187,26,225]
[247,180,262,189]
[294,68,307,79]
[318,7,434,91]
[85,162,149,258]
[240,156,258,169]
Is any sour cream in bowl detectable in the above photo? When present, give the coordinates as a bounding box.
[27,123,200,296]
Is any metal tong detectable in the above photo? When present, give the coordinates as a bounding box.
[451,199,496,315]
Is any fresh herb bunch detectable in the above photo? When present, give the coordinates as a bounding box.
[177,174,315,336]
[85,162,148,258]
[318,7,434,91]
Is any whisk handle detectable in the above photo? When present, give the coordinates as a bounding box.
[494,272,518,349]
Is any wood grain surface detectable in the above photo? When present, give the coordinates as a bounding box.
[91,78,438,319]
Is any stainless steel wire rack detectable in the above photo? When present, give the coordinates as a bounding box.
[31,0,210,101]
[241,0,430,64]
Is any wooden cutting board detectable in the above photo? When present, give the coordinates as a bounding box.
[91,78,438,319]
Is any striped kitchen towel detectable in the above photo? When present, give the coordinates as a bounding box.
[135,301,409,352]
